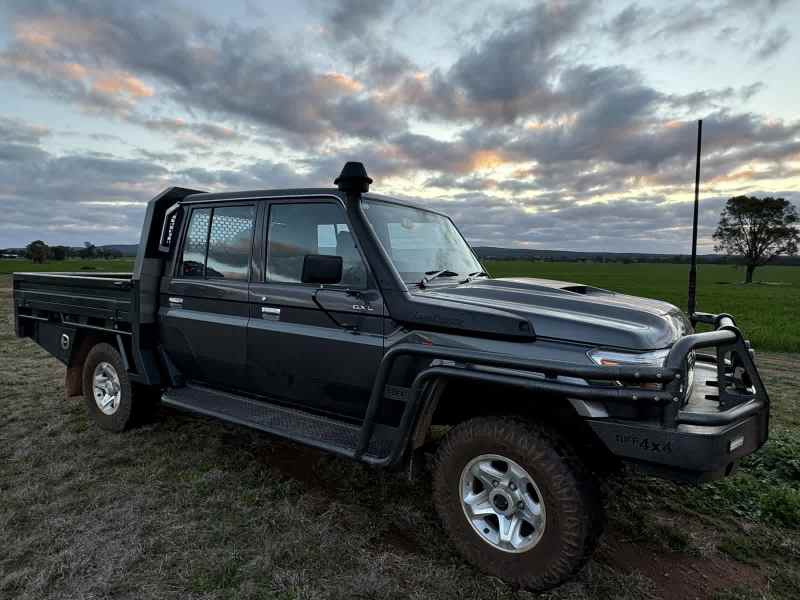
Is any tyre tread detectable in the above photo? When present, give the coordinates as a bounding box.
[432,415,604,591]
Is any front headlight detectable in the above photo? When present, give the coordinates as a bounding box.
[587,348,671,390]
[587,348,670,368]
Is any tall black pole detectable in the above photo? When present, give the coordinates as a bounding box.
[688,119,702,321]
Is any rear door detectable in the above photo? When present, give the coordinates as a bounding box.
[159,202,256,389]
[246,197,385,420]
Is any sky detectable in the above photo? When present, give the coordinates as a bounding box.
[0,0,798,253]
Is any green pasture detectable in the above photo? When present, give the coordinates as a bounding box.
[0,258,134,274]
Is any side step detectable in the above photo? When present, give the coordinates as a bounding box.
[161,384,396,460]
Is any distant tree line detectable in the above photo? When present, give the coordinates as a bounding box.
[4,197,798,279]
[0,241,125,263]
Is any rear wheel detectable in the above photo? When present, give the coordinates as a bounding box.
[82,342,153,432]
[432,416,603,591]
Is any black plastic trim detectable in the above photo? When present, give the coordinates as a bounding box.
[358,312,770,469]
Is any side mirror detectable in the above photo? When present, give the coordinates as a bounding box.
[301,254,343,285]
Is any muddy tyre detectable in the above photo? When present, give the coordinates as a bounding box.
[432,416,603,591]
[81,342,154,432]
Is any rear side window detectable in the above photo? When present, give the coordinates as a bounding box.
[180,208,211,278]
[206,206,255,280]
[179,205,255,280]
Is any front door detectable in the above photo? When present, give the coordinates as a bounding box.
[160,202,256,389]
[247,198,385,420]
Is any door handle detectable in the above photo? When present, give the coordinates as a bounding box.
[260,306,280,320]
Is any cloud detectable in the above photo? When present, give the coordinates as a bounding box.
[0,124,309,246]
[0,145,172,246]
[139,118,249,144]
[136,149,188,163]
[0,143,50,163]
[1,111,797,253]
[0,0,403,143]
[0,16,155,115]
[722,0,791,21]
[653,4,717,38]
[666,83,765,110]
[0,117,50,144]
[174,161,302,190]
[0,0,798,253]
[605,3,654,47]
[381,1,591,124]
[754,27,791,60]
[323,0,396,42]
[449,2,589,104]
[605,0,792,51]
[416,190,798,254]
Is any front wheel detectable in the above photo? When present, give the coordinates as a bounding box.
[432,416,603,591]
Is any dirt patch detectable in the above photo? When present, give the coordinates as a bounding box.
[599,531,766,600]
[202,418,353,495]
[251,438,330,489]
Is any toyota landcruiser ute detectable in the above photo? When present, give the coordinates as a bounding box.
[13,162,770,591]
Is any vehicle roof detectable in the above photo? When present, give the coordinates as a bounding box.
[180,188,448,217]
[182,188,346,203]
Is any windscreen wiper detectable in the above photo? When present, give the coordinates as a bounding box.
[460,270,490,283]
[420,269,460,287]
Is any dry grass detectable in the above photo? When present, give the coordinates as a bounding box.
[2,275,798,600]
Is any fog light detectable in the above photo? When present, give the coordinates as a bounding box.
[729,436,745,452]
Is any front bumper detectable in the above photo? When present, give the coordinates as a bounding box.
[588,313,770,482]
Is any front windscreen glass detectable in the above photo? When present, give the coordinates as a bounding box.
[361,198,482,284]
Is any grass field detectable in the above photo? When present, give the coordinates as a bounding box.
[0,258,134,274]
[1,268,799,599]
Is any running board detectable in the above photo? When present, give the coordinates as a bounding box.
[161,384,395,460]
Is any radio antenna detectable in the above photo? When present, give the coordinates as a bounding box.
[688,119,702,324]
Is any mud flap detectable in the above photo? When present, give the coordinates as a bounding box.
[65,365,83,398]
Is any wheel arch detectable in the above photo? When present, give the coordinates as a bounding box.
[408,372,616,472]
[65,331,133,398]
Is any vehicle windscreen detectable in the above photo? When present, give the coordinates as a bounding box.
[361,198,482,284]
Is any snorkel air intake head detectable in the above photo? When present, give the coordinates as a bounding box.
[335,162,372,194]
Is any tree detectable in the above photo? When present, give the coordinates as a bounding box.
[51,245,67,260]
[79,242,96,259]
[26,240,50,264]
[713,196,799,283]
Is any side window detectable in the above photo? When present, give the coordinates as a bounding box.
[206,205,255,280]
[180,208,211,278]
[179,205,254,280]
[267,203,367,288]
